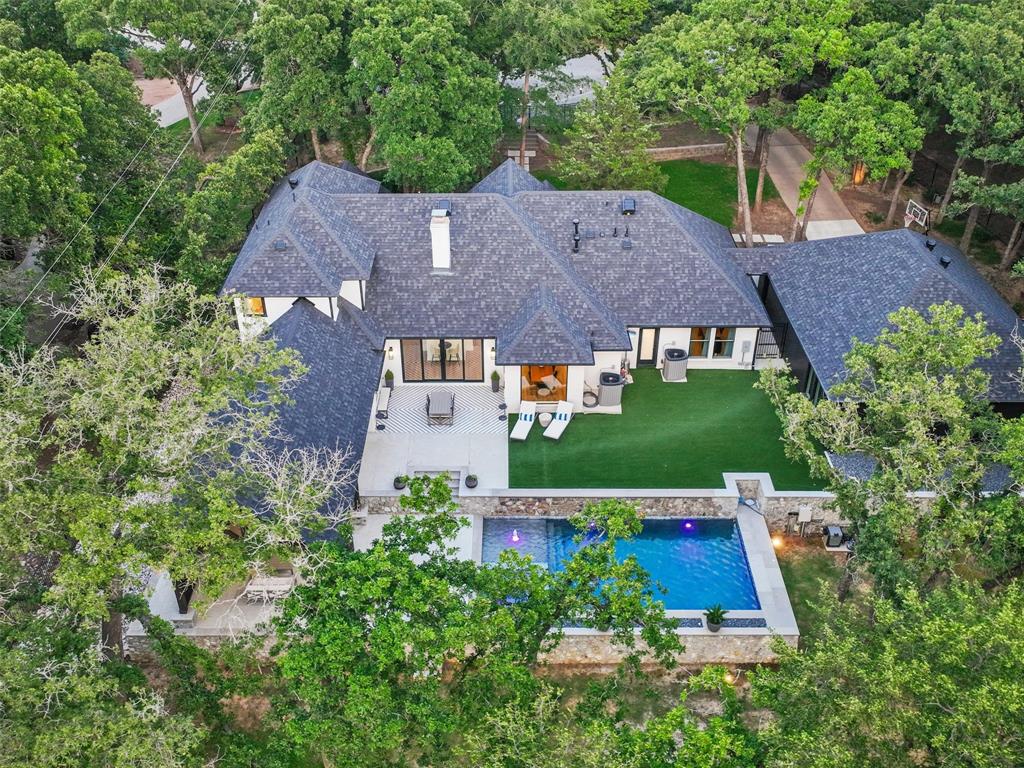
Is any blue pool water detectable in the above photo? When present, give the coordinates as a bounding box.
[481,517,760,611]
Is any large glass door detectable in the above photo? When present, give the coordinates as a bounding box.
[637,327,659,367]
[401,338,484,382]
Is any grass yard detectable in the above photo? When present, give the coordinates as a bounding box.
[535,160,778,227]
[660,159,778,227]
[508,369,819,491]
[775,536,844,639]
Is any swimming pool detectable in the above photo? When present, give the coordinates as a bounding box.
[481,517,760,611]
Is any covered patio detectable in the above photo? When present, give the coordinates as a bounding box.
[507,369,819,490]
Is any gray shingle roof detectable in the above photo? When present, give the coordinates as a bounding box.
[267,299,383,503]
[827,451,1014,494]
[497,286,595,365]
[222,162,380,296]
[471,158,552,196]
[737,229,1023,402]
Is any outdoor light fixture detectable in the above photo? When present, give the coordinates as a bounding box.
[511,529,520,543]
[387,345,394,360]
[489,344,496,361]
[772,535,784,549]
[724,671,736,685]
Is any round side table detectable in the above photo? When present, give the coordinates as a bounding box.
[538,412,553,428]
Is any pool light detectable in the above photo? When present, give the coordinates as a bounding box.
[681,519,696,533]
[511,528,520,544]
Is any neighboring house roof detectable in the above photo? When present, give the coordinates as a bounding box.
[497,286,595,365]
[471,158,552,196]
[267,299,383,502]
[736,228,1024,402]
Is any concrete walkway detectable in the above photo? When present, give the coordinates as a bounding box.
[747,126,863,240]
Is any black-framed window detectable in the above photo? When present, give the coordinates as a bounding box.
[689,327,710,357]
[713,327,735,358]
[401,338,484,382]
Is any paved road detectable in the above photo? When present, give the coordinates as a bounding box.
[746,126,863,240]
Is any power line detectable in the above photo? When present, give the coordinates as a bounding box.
[0,0,252,337]
[42,39,254,346]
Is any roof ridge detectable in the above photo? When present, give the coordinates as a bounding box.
[304,188,375,277]
[282,194,344,293]
[496,196,627,345]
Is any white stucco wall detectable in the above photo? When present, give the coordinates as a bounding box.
[626,326,759,370]
[233,296,334,338]
[340,280,365,310]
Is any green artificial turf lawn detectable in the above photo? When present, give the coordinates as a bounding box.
[507,369,819,490]
[535,160,778,227]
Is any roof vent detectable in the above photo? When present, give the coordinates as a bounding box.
[621,238,633,250]
[939,253,952,269]
[621,198,636,216]
[273,239,288,251]
[925,239,937,251]
[572,233,581,253]
[287,177,299,190]
[431,199,452,218]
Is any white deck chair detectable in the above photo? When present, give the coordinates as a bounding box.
[509,400,537,441]
[543,400,573,440]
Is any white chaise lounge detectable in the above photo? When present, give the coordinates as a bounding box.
[543,400,573,440]
[509,400,537,441]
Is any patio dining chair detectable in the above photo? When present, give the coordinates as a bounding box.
[509,400,537,440]
[543,400,573,440]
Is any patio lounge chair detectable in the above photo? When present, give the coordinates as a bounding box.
[509,401,537,441]
[426,390,455,425]
[543,400,573,440]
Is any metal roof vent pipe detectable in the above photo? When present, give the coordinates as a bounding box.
[430,204,452,271]
[925,239,937,251]
[572,233,581,253]
[939,253,952,268]
[288,177,299,190]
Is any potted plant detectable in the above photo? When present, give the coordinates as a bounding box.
[384,369,394,389]
[393,475,406,491]
[704,604,727,633]
[465,474,478,489]
[490,369,501,393]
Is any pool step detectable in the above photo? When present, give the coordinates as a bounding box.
[410,467,463,496]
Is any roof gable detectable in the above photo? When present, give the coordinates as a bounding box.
[497,287,595,365]
[471,159,551,196]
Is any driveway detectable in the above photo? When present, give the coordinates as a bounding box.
[746,126,863,240]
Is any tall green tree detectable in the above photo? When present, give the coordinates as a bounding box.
[270,476,682,766]
[953,173,1024,268]
[0,269,356,659]
[753,580,1024,768]
[247,0,350,161]
[552,81,666,192]
[178,128,286,292]
[622,11,778,246]
[60,0,255,153]
[490,0,594,167]
[757,302,1012,597]
[789,67,923,241]
[348,0,501,191]
[919,0,1024,227]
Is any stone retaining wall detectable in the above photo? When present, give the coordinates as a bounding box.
[646,143,728,161]
[128,628,794,667]
[362,475,843,532]
[544,631,796,667]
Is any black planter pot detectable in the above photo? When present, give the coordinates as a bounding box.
[465,475,478,489]
[491,379,500,392]
[706,621,722,633]
[393,477,406,490]
[385,379,394,390]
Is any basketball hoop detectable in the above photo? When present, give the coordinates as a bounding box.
[905,199,929,229]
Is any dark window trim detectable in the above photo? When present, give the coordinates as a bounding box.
[400,337,485,382]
